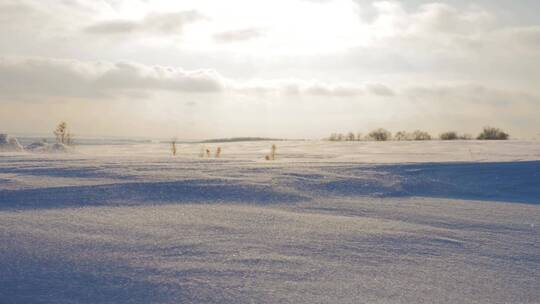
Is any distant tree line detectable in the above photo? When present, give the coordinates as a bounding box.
[328,127,510,142]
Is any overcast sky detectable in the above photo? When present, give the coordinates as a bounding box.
[1,0,539,139]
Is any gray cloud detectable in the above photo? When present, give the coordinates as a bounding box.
[404,84,539,106]
[213,28,265,43]
[84,10,205,36]
[303,84,364,97]
[366,83,395,96]
[0,57,399,100]
[1,53,537,109]
[232,80,397,98]
[0,57,225,99]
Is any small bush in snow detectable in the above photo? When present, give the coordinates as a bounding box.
[439,132,473,140]
[367,128,392,141]
[440,131,458,140]
[171,139,177,156]
[328,132,363,141]
[477,127,509,140]
[412,130,432,141]
[394,131,409,141]
[265,144,277,160]
[54,122,74,146]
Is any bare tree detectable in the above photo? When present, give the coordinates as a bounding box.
[367,128,392,141]
[477,127,509,140]
[54,122,68,144]
[53,122,75,146]
[171,138,177,156]
[266,144,277,161]
[412,130,432,141]
[440,131,458,140]
[394,131,409,141]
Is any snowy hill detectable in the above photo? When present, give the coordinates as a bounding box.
[0,140,539,303]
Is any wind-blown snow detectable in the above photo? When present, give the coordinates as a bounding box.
[1,140,539,303]
[0,134,23,152]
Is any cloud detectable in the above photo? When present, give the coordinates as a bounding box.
[363,1,539,56]
[213,28,265,43]
[404,84,539,106]
[369,1,494,39]
[489,26,540,52]
[84,10,205,36]
[365,83,395,96]
[0,57,401,100]
[0,57,225,99]
[303,84,364,97]
[1,55,536,107]
[231,79,398,98]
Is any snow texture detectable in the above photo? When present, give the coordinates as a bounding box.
[25,142,71,153]
[1,140,539,303]
[0,134,23,152]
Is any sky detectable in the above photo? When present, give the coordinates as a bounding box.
[1,0,539,139]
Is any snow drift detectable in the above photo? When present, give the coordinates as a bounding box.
[25,141,71,153]
[0,134,23,152]
[1,140,539,304]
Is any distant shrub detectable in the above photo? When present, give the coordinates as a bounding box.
[440,131,458,140]
[367,128,391,141]
[328,132,363,141]
[412,130,432,141]
[392,130,431,141]
[394,131,409,141]
[171,139,177,156]
[328,133,339,141]
[477,127,509,140]
[265,144,277,160]
[440,131,473,140]
[54,121,74,146]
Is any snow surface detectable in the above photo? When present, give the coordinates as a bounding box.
[1,140,539,303]
[25,142,71,153]
[0,134,23,152]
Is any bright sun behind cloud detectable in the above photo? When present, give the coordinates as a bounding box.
[0,0,539,139]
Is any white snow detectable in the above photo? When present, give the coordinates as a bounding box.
[0,140,539,303]
[0,134,23,152]
[25,141,71,153]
